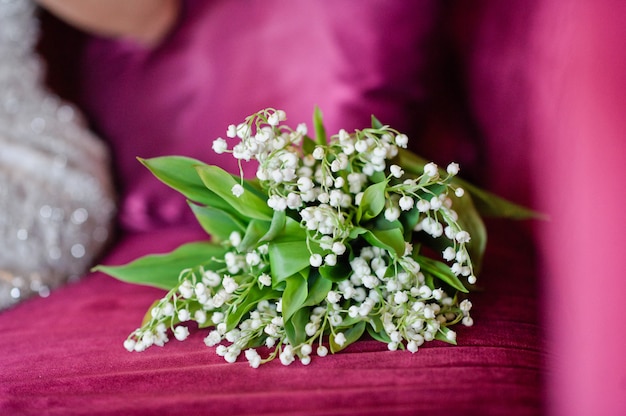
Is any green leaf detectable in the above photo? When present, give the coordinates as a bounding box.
[284,307,311,347]
[313,106,327,146]
[302,135,317,156]
[366,317,392,343]
[349,226,368,239]
[330,321,366,353]
[371,114,384,129]
[318,260,352,282]
[93,242,228,290]
[271,216,307,243]
[417,255,468,293]
[195,165,273,221]
[225,285,280,331]
[259,209,286,243]
[435,327,458,345]
[302,270,333,307]
[268,240,311,284]
[282,274,308,321]
[238,219,271,252]
[139,156,235,214]
[400,208,421,240]
[356,180,388,223]
[189,202,247,243]
[362,227,406,257]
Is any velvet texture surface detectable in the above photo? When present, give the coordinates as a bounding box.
[0,221,542,415]
[0,0,568,414]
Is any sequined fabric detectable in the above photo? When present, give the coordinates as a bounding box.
[0,0,116,310]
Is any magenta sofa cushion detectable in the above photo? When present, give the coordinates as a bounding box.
[0,221,542,415]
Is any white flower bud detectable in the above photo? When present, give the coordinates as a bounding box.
[399,195,414,211]
[324,253,337,266]
[124,338,137,352]
[355,140,369,153]
[334,332,347,347]
[443,247,456,261]
[331,241,346,256]
[326,290,341,304]
[384,206,401,222]
[177,309,191,322]
[174,326,189,341]
[447,162,460,175]
[312,146,325,160]
[258,273,272,287]
[390,164,404,178]
[415,199,430,213]
[424,162,438,177]
[462,316,474,327]
[455,231,471,244]
[309,254,323,267]
[317,345,328,357]
[212,138,228,154]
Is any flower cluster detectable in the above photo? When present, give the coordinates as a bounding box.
[111,108,480,367]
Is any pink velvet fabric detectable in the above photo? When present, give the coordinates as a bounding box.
[0,0,557,414]
[0,221,541,415]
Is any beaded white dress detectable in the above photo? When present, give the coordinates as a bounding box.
[0,0,116,310]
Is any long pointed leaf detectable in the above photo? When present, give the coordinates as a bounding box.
[313,106,326,146]
[356,180,388,223]
[284,307,311,347]
[259,210,286,243]
[282,274,308,321]
[362,227,406,257]
[330,321,366,353]
[225,285,280,331]
[139,156,235,214]
[268,240,311,283]
[417,255,468,293]
[302,271,333,307]
[238,219,271,252]
[189,202,247,243]
[195,165,273,221]
[93,242,228,290]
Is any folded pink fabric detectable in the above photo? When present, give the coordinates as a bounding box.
[77,0,440,233]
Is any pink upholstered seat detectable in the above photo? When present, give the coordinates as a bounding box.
[2,1,545,414]
[2,0,625,414]
[0,220,542,415]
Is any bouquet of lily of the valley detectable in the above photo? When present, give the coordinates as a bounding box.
[96,108,535,367]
